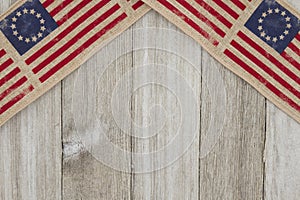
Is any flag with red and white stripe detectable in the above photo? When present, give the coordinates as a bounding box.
[0,49,34,116]
[143,0,300,122]
[0,0,149,126]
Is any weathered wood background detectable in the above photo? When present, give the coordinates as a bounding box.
[0,0,299,199]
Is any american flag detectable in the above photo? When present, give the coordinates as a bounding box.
[0,0,149,126]
[143,0,300,122]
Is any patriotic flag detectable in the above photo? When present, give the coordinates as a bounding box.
[143,0,300,123]
[0,0,150,126]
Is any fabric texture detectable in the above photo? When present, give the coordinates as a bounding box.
[142,0,300,123]
[0,0,150,126]
[0,0,299,126]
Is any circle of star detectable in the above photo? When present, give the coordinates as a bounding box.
[257,8,292,43]
[10,8,46,44]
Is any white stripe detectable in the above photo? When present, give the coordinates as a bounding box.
[0,55,14,78]
[284,47,300,63]
[166,0,224,41]
[187,0,232,31]
[34,3,122,76]
[52,3,82,21]
[230,36,300,103]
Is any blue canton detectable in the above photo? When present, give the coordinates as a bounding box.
[245,0,300,54]
[0,0,58,55]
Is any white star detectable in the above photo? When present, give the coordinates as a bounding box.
[260,31,266,37]
[32,36,37,42]
[25,38,30,43]
[10,24,16,29]
[13,30,18,36]
[40,26,46,31]
[18,35,23,41]
[12,17,17,22]
[275,8,280,13]
[37,32,43,38]
[258,26,263,31]
[286,24,292,29]
[23,8,28,14]
[266,36,271,41]
[40,19,45,24]
[258,18,264,23]
[281,11,286,16]
[272,37,278,42]
[279,35,285,40]
[262,12,267,17]
[36,13,41,18]
[30,9,35,15]
[16,11,21,17]
[268,9,273,14]
[284,30,289,35]
[285,16,291,22]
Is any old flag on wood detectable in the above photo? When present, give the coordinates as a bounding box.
[0,0,149,126]
[142,0,300,123]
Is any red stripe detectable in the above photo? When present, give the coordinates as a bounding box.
[157,0,219,46]
[39,13,127,83]
[281,51,300,71]
[295,34,300,42]
[176,0,226,37]
[26,0,111,65]
[238,31,300,84]
[230,0,246,10]
[0,76,27,102]
[213,0,239,19]
[33,3,120,74]
[0,67,21,87]
[132,1,144,10]
[287,42,300,57]
[0,85,34,115]
[0,49,6,58]
[224,49,300,112]
[195,0,232,28]
[0,58,13,73]
[42,0,54,8]
[231,40,300,99]
[49,0,73,17]
[56,0,92,26]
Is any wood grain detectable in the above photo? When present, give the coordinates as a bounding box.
[0,85,62,200]
[62,25,134,200]
[199,50,266,200]
[130,11,201,200]
[265,104,300,200]
[1,0,300,200]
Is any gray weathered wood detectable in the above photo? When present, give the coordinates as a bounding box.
[0,85,62,200]
[62,9,266,200]
[130,11,201,200]
[62,25,133,199]
[1,0,300,199]
[0,1,62,200]
[265,104,300,200]
[199,50,266,200]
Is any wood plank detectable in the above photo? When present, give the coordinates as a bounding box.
[62,26,133,199]
[62,8,268,200]
[265,104,300,200]
[199,49,266,198]
[0,86,62,200]
[2,0,299,199]
[265,2,300,200]
[130,11,201,199]
[0,1,62,200]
